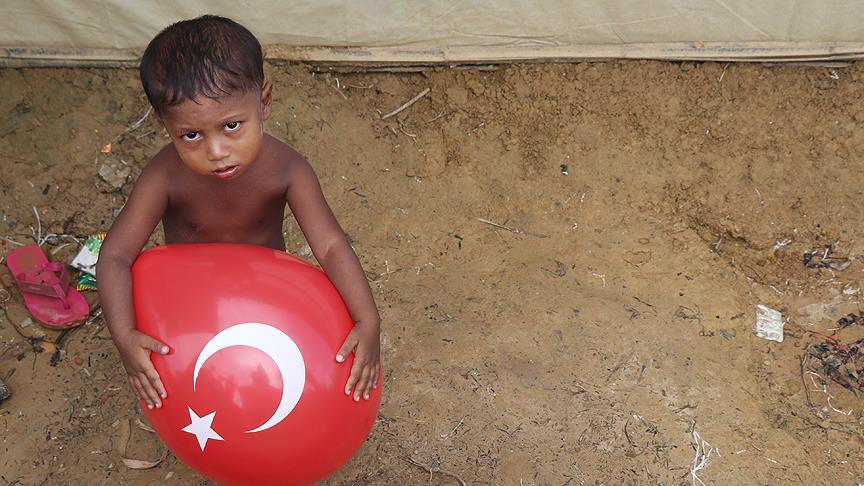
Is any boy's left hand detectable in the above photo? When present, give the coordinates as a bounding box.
[335,323,380,401]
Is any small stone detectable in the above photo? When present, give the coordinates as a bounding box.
[719,329,736,340]
[0,378,10,402]
[98,157,132,189]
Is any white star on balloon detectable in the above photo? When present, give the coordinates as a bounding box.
[182,407,224,451]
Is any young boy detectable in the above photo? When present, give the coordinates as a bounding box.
[96,15,381,411]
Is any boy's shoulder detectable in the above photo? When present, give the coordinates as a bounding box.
[262,134,307,168]
[259,134,319,183]
[141,143,183,175]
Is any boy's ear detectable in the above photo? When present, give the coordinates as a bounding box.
[261,81,273,120]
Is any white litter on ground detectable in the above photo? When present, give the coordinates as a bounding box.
[755,304,784,342]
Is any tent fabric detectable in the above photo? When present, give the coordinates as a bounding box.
[1,1,863,63]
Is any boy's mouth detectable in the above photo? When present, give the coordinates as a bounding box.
[212,165,239,178]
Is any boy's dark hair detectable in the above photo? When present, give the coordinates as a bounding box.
[140,15,264,114]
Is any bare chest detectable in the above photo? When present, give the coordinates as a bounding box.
[162,181,288,247]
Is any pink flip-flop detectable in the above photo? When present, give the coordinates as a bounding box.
[6,243,89,328]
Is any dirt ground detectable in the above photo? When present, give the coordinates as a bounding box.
[2,59,864,485]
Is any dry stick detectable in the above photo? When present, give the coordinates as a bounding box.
[134,129,155,140]
[1,237,24,247]
[476,218,547,239]
[382,88,430,120]
[108,107,154,147]
[32,207,42,245]
[331,84,349,100]
[624,418,637,447]
[477,218,520,233]
[440,416,466,440]
[606,352,633,383]
[689,423,714,486]
[800,354,814,408]
[126,107,152,132]
[425,110,449,123]
[404,457,466,486]
[398,121,418,142]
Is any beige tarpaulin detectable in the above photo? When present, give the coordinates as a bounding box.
[2,0,863,65]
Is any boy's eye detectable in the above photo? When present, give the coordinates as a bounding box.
[182,131,200,141]
[225,121,241,131]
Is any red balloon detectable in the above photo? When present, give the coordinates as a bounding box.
[132,243,381,485]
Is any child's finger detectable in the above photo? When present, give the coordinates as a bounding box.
[142,336,170,355]
[362,367,374,400]
[353,366,372,402]
[130,377,152,409]
[144,368,167,399]
[370,362,380,391]
[144,371,165,407]
[367,361,381,395]
[335,332,358,363]
[138,373,163,408]
[344,366,359,396]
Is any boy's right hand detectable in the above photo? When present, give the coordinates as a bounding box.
[114,330,170,410]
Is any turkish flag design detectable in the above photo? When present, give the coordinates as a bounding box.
[132,244,381,485]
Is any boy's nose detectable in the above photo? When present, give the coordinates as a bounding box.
[206,139,229,161]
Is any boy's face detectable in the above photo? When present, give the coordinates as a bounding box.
[160,82,272,180]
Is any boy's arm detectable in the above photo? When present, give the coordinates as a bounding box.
[286,157,381,402]
[96,160,170,410]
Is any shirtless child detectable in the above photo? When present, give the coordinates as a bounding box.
[96,15,381,411]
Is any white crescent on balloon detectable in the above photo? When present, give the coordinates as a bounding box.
[192,322,306,433]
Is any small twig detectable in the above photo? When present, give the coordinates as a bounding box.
[32,207,42,245]
[624,418,636,447]
[134,129,156,140]
[39,233,83,247]
[633,297,656,309]
[673,403,698,414]
[477,218,517,232]
[827,395,853,416]
[476,218,546,239]
[800,354,813,408]
[49,243,71,255]
[440,416,466,440]
[425,111,449,123]
[605,351,633,383]
[135,417,156,433]
[107,107,154,146]
[382,88,430,120]
[126,107,152,132]
[404,457,466,486]
[591,272,607,287]
[398,121,418,142]
[754,187,764,205]
[1,237,24,247]
[689,422,715,486]
[331,84,349,100]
